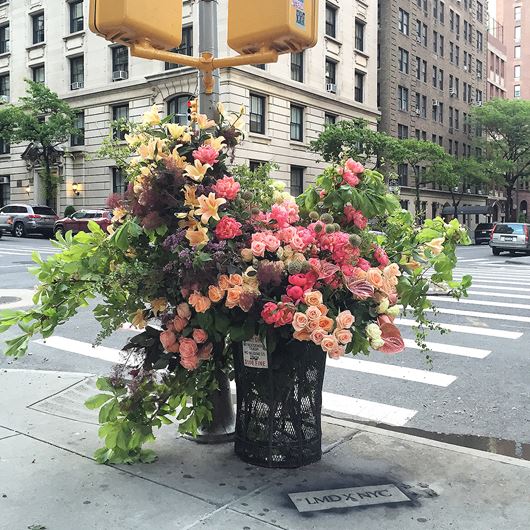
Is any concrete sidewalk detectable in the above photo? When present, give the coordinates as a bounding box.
[506,255,530,266]
[1,369,529,530]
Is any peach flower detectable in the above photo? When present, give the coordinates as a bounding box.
[176,302,192,320]
[180,354,200,371]
[251,240,266,257]
[310,328,327,345]
[198,342,214,360]
[307,319,321,332]
[179,337,198,357]
[229,274,243,287]
[334,328,353,345]
[306,306,322,321]
[366,268,384,289]
[188,292,212,313]
[225,286,243,309]
[384,263,401,278]
[318,316,334,332]
[321,335,339,353]
[328,345,345,360]
[241,248,254,262]
[318,304,329,316]
[336,310,355,330]
[294,329,312,341]
[173,316,188,333]
[208,285,225,303]
[218,275,231,291]
[292,312,309,332]
[193,328,208,344]
[160,330,177,351]
[304,291,323,307]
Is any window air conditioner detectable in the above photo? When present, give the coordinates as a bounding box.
[326,83,336,93]
[112,70,129,81]
[71,81,84,90]
[0,95,8,103]
[415,107,421,115]
[432,99,439,106]
[0,176,9,184]
[449,88,457,96]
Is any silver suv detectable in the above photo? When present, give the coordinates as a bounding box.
[0,204,58,238]
[489,222,530,255]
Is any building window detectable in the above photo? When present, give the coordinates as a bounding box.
[325,4,337,38]
[112,104,129,140]
[397,124,409,139]
[398,164,408,186]
[399,8,409,35]
[167,95,190,125]
[71,111,85,146]
[324,113,337,127]
[354,70,365,103]
[398,86,409,111]
[477,2,483,23]
[515,85,521,98]
[476,59,483,80]
[290,166,304,196]
[32,12,45,44]
[0,139,9,155]
[0,175,10,206]
[112,168,126,194]
[32,64,45,84]
[165,26,193,70]
[399,47,409,74]
[476,30,483,51]
[355,19,365,51]
[515,6,522,22]
[514,65,521,80]
[290,104,304,142]
[112,46,129,79]
[325,59,337,92]
[0,73,8,101]
[69,0,84,34]
[0,24,9,54]
[249,93,266,134]
[70,55,84,89]
[291,52,304,82]
[515,46,521,59]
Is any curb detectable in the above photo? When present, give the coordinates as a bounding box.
[505,259,530,266]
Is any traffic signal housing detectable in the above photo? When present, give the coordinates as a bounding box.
[187,98,199,122]
[227,0,318,55]
[89,0,182,50]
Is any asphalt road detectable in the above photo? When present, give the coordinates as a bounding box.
[1,235,529,446]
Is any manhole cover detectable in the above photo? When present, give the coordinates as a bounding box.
[14,261,34,265]
[29,376,99,424]
[0,297,19,304]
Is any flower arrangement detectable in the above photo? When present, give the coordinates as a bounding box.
[0,104,471,464]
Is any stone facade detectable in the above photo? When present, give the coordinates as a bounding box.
[378,0,493,230]
[0,0,378,214]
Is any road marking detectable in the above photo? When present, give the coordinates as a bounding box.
[457,258,489,263]
[453,271,530,279]
[466,290,530,300]
[321,392,417,426]
[429,296,530,311]
[0,368,93,377]
[0,247,56,254]
[462,282,530,292]
[327,357,456,387]
[403,338,491,359]
[0,289,35,309]
[426,306,530,324]
[396,318,523,339]
[34,336,124,364]
[452,277,530,286]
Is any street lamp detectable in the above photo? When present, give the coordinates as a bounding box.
[72,182,80,196]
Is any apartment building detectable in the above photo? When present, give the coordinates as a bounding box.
[378,0,492,228]
[495,0,528,100]
[487,18,507,100]
[0,0,378,214]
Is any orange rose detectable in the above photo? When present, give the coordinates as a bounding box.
[334,328,353,345]
[310,328,327,345]
[366,268,384,289]
[173,316,188,333]
[304,291,323,306]
[218,274,230,291]
[208,285,225,303]
[321,335,339,353]
[319,316,334,332]
[294,329,311,341]
[229,274,243,287]
[225,286,243,309]
[192,328,208,344]
[179,337,198,357]
[292,312,309,332]
[188,292,212,313]
[176,302,192,320]
[336,310,355,330]
[318,304,329,316]
[307,319,320,332]
[306,306,322,321]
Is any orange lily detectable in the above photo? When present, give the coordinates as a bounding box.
[195,193,226,224]
[184,159,211,182]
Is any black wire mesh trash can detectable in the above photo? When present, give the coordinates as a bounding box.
[233,339,326,468]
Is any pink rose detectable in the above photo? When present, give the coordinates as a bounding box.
[180,355,200,371]
[160,330,177,351]
[179,337,198,357]
[176,302,192,320]
[341,264,355,277]
[213,176,240,200]
[342,171,360,187]
[374,247,390,267]
[345,159,365,174]
[292,312,309,332]
[173,316,188,333]
[264,234,281,252]
[336,310,355,330]
[357,258,371,271]
[310,328,327,345]
[321,335,339,353]
[215,216,242,240]
[192,328,208,344]
[328,345,345,360]
[334,328,353,345]
[261,302,279,325]
[251,240,266,257]
[192,145,219,166]
[286,285,304,301]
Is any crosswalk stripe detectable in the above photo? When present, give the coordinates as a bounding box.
[0,247,56,254]
[430,296,530,311]
[403,338,491,359]
[453,271,530,279]
[396,318,523,339]
[321,392,417,426]
[457,258,489,263]
[452,277,530,286]
[34,336,124,364]
[466,290,530,300]
[426,306,530,324]
[464,282,530,292]
[327,357,456,387]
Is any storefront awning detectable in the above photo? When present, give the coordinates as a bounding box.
[442,205,493,215]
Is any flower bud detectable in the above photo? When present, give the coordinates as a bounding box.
[325,224,335,234]
[251,207,261,216]
[333,223,341,232]
[349,234,362,247]
[309,211,320,221]
[320,213,334,224]
[242,191,253,201]
[314,223,323,233]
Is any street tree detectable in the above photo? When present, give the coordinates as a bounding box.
[472,99,530,221]
[310,119,401,168]
[0,80,79,207]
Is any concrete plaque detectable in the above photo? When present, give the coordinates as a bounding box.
[289,484,411,513]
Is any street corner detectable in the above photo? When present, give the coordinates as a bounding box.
[0,288,37,310]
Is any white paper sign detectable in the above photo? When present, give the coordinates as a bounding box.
[242,337,268,369]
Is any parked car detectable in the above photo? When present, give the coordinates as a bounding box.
[0,204,58,238]
[474,222,495,245]
[489,222,530,255]
[53,209,112,237]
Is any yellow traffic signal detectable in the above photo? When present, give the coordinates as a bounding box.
[187,98,199,122]
[89,0,182,50]
[227,0,318,55]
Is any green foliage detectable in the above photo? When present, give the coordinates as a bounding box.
[0,80,79,205]
[63,205,76,217]
[472,99,530,221]
[231,162,280,210]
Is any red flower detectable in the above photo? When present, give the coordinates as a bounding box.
[289,274,308,288]
[261,302,279,325]
[215,216,242,240]
[374,247,390,267]
[276,304,295,327]
[286,285,304,301]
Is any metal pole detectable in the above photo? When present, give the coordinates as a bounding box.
[198,0,220,120]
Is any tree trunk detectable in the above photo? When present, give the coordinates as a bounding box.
[414,170,422,222]
[506,183,514,222]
